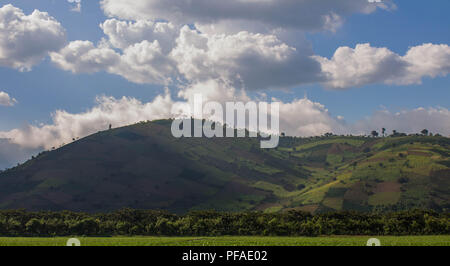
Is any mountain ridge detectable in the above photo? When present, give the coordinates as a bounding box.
[0,119,449,213]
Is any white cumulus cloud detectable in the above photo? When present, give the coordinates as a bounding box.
[171,26,323,90]
[100,19,179,52]
[45,3,448,91]
[316,43,450,89]
[51,39,178,85]
[100,0,393,33]
[52,23,323,90]
[0,4,66,71]
[0,91,17,106]
[111,40,178,85]
[50,40,121,74]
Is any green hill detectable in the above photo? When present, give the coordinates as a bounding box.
[0,119,448,213]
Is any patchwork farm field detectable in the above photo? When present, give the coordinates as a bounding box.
[0,236,449,246]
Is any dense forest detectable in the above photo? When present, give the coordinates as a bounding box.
[0,209,448,237]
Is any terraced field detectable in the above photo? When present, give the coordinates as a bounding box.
[274,135,450,213]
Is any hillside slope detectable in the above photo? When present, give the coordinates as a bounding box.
[0,120,449,213]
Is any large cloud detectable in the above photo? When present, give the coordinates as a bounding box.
[0,4,66,71]
[278,98,347,136]
[100,0,393,33]
[316,43,450,89]
[51,19,182,84]
[100,19,179,52]
[0,91,17,106]
[52,19,450,91]
[51,24,322,89]
[5,2,449,92]
[45,2,449,91]
[50,40,121,74]
[401,43,450,84]
[111,40,178,85]
[172,26,322,90]
[50,39,178,85]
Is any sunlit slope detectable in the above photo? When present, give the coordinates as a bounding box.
[0,120,448,213]
[276,135,450,213]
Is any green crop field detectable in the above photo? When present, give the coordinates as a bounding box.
[0,236,449,246]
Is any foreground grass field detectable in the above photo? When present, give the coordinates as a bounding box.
[0,236,448,246]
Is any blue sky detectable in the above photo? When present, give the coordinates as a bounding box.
[0,0,165,131]
[304,0,450,121]
[0,0,449,168]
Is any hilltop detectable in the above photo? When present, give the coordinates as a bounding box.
[0,119,448,213]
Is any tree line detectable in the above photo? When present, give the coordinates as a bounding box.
[0,209,448,237]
